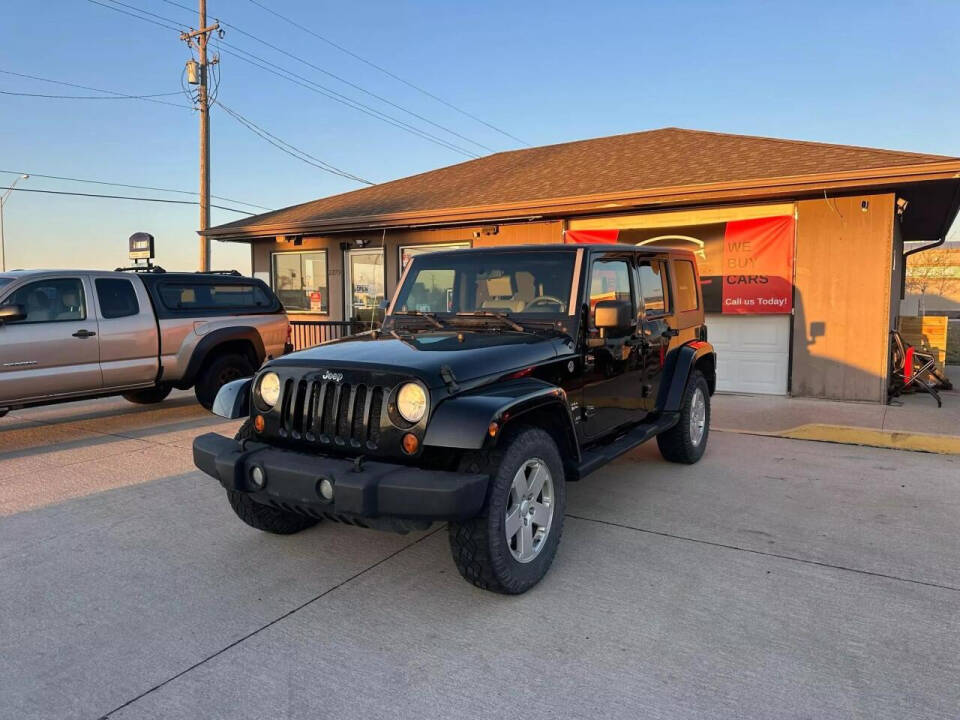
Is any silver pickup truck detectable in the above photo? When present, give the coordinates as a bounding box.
[0,269,290,415]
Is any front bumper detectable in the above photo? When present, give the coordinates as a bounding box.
[193,432,488,522]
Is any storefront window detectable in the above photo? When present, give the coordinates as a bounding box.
[399,242,471,272]
[272,251,328,313]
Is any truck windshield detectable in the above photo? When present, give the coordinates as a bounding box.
[392,251,576,317]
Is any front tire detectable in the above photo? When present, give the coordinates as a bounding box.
[448,426,566,594]
[225,420,318,535]
[657,369,710,464]
[195,352,255,410]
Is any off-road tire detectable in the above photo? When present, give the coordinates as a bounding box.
[448,426,566,594]
[657,369,710,464]
[122,383,172,405]
[195,352,255,410]
[225,420,318,534]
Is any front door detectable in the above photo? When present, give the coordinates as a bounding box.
[0,276,102,404]
[345,248,385,323]
[581,253,646,440]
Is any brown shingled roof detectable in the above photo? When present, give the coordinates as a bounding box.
[206,127,960,238]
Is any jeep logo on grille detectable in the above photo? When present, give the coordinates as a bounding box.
[322,370,344,383]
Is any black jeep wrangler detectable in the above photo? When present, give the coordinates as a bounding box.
[194,244,716,594]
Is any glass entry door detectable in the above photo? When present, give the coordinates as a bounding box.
[345,248,385,322]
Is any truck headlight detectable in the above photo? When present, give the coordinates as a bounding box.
[258,371,281,408]
[396,382,427,423]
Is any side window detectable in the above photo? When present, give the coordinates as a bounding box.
[96,279,140,319]
[158,283,270,312]
[638,261,669,315]
[2,278,86,323]
[588,259,633,325]
[674,260,699,312]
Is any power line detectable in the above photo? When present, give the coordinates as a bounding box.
[0,169,273,211]
[0,89,184,101]
[86,0,184,32]
[242,0,529,147]
[217,43,480,159]
[88,0,482,158]
[159,0,495,153]
[0,68,190,109]
[215,101,374,185]
[2,187,254,215]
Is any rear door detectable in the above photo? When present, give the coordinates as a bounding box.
[636,256,673,411]
[93,275,159,390]
[0,275,102,404]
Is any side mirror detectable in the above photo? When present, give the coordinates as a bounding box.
[0,304,27,325]
[211,378,252,419]
[594,299,633,337]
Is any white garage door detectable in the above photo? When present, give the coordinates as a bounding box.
[706,314,790,395]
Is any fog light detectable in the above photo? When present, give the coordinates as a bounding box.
[250,465,266,489]
[402,433,419,455]
[318,478,334,502]
[254,414,265,433]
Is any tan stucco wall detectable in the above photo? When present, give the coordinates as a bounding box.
[792,193,896,402]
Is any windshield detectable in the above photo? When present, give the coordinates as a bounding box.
[392,250,576,317]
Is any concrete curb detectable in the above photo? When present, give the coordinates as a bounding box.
[714,423,960,455]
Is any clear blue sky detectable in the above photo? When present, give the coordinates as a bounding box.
[2,0,958,273]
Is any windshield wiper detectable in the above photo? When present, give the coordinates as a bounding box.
[390,310,446,329]
[455,311,525,332]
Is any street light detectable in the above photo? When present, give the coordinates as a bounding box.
[0,174,29,272]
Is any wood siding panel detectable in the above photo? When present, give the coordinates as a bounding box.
[792,194,895,402]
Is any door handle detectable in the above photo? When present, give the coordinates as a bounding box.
[72,329,96,338]
[661,327,679,339]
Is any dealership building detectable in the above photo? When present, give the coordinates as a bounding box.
[204,128,960,403]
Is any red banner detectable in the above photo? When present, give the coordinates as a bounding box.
[720,216,794,314]
[565,216,794,314]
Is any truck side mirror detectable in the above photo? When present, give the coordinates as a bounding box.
[594,299,633,338]
[0,304,27,325]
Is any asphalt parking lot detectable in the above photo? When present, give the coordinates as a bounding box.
[2,392,959,720]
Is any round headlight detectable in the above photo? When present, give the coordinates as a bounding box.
[396,382,427,423]
[258,372,281,408]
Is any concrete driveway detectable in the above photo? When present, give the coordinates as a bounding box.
[1,393,959,719]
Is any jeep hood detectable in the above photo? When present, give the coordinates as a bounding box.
[269,331,569,388]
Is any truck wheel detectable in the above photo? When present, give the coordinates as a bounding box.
[657,369,710,464]
[195,353,255,410]
[448,426,566,594]
[225,420,318,535]
[122,383,172,405]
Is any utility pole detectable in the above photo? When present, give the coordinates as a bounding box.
[0,174,29,272]
[180,1,219,271]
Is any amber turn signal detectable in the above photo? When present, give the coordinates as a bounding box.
[401,432,419,454]
[488,422,499,437]
[253,414,265,433]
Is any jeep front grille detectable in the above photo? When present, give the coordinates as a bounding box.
[278,377,386,450]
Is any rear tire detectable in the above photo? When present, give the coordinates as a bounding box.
[657,369,710,464]
[122,383,172,405]
[225,420,318,535]
[448,426,566,594]
[195,352,255,410]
